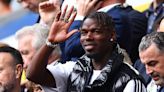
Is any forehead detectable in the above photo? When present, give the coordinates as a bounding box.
[0,52,14,65]
[18,35,32,43]
[139,43,164,64]
[82,18,98,29]
[18,36,34,50]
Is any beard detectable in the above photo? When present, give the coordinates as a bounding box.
[0,82,15,92]
[0,86,5,92]
[151,72,164,86]
[86,52,102,61]
[86,52,97,58]
[154,78,164,86]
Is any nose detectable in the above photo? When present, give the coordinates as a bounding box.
[23,62,28,70]
[86,32,93,40]
[22,57,30,69]
[145,65,153,75]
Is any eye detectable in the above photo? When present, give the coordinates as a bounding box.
[147,61,157,67]
[92,29,102,34]
[20,50,29,55]
[80,29,88,36]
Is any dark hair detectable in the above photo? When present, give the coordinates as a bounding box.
[1,0,11,5]
[81,12,115,31]
[0,46,23,65]
[139,32,164,53]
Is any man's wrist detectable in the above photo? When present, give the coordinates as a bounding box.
[75,15,85,20]
[46,39,58,48]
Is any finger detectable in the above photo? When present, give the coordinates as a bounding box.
[66,29,79,39]
[90,0,99,7]
[65,6,74,21]
[67,11,77,27]
[84,0,90,5]
[40,2,54,11]
[39,2,50,12]
[94,1,103,10]
[60,5,68,20]
[55,11,61,22]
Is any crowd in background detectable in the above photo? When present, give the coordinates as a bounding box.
[0,0,164,92]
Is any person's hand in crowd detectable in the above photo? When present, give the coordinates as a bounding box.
[39,0,60,27]
[47,5,78,43]
[76,0,102,16]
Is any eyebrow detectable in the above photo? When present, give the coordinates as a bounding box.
[146,60,158,65]
[80,27,101,30]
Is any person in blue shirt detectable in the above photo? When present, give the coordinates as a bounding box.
[146,0,164,33]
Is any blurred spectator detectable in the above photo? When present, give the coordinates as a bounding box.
[11,0,22,11]
[17,0,63,23]
[16,25,38,70]
[17,0,46,13]
[39,1,61,27]
[0,46,23,92]
[15,24,43,92]
[146,0,164,33]
[158,17,164,32]
[0,7,39,47]
[15,23,61,92]
[0,0,12,17]
[15,23,61,67]
[151,15,164,32]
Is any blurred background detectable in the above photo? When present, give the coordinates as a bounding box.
[0,0,153,48]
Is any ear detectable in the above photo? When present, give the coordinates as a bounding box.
[15,64,23,79]
[109,31,116,42]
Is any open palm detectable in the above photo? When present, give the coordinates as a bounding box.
[47,5,77,43]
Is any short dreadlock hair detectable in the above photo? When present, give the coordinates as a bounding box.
[81,12,115,32]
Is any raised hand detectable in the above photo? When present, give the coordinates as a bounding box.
[47,5,77,43]
[39,1,60,26]
[76,0,102,16]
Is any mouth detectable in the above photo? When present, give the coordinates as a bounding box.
[85,45,95,50]
[152,75,159,81]
[83,43,96,51]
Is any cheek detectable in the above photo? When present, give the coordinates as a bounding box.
[98,38,108,45]
[80,37,85,44]
[0,71,14,84]
[157,66,164,77]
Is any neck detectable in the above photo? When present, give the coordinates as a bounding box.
[92,59,108,70]
[11,81,21,92]
[10,86,21,92]
[92,50,113,70]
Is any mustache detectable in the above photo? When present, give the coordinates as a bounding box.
[151,72,160,78]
